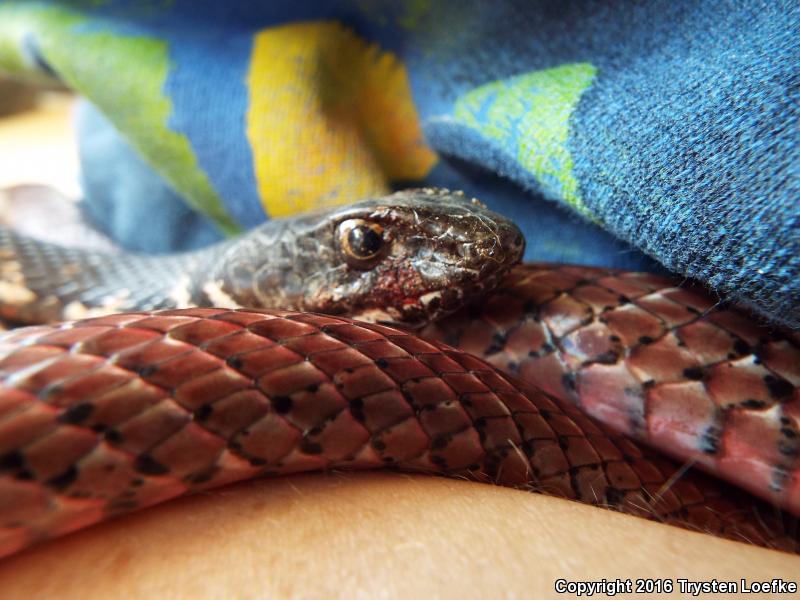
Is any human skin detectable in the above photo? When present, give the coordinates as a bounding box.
[0,472,796,598]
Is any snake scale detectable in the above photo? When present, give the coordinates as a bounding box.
[0,189,797,558]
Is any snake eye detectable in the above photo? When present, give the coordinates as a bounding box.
[338,219,385,265]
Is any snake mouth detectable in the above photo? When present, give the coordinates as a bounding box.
[353,221,523,328]
[350,263,514,329]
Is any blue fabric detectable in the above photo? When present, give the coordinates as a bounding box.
[76,102,223,253]
[0,0,796,326]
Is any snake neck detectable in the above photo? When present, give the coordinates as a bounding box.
[0,226,221,323]
[0,217,335,323]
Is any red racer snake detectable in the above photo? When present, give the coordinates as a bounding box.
[0,263,798,558]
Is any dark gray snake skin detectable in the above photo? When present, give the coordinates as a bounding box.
[0,189,524,327]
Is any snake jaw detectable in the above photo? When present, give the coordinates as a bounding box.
[346,256,519,328]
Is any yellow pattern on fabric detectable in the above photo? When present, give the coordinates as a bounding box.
[454,63,597,217]
[247,21,437,218]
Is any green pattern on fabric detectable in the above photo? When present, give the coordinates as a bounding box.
[397,0,432,29]
[453,63,597,217]
[0,4,240,234]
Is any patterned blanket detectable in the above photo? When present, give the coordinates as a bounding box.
[0,1,797,325]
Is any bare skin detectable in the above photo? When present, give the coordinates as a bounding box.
[0,473,797,598]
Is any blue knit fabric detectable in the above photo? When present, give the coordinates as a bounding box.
[76,102,222,253]
[0,0,796,325]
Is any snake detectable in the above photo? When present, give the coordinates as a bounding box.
[0,188,797,558]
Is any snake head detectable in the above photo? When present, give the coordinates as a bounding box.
[301,188,524,326]
[205,188,524,327]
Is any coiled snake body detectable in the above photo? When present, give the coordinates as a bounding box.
[0,190,797,558]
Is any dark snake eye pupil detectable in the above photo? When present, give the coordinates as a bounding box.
[348,226,382,258]
[338,219,385,265]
